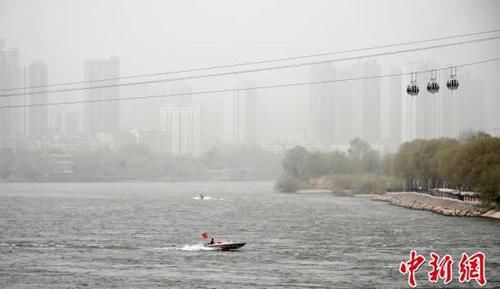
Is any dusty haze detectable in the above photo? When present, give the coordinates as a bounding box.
[1,0,500,153]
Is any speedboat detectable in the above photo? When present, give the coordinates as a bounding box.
[206,240,246,251]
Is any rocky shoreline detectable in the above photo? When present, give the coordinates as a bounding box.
[374,192,492,217]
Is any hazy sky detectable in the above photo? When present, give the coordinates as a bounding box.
[2,0,499,82]
[1,0,500,143]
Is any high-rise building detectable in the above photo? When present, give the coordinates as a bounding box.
[332,78,352,144]
[232,91,242,145]
[462,73,486,132]
[198,93,225,150]
[48,111,62,135]
[438,69,465,139]
[309,63,336,142]
[26,61,48,137]
[223,84,259,146]
[450,84,465,138]
[330,64,359,145]
[0,47,24,137]
[64,111,80,136]
[160,104,202,155]
[361,60,382,143]
[84,57,120,136]
[244,88,257,146]
[441,71,485,137]
[235,88,258,146]
[388,72,403,148]
[343,62,365,143]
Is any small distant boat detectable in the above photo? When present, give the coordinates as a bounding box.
[201,232,245,251]
[206,240,246,251]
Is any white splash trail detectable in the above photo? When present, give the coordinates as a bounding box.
[178,243,216,251]
[192,196,224,201]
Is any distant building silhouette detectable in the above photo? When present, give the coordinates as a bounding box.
[361,60,382,143]
[223,83,258,146]
[64,111,80,136]
[160,104,202,155]
[84,57,120,136]
[309,63,336,142]
[244,88,257,146]
[26,61,48,137]
[463,73,486,132]
[0,46,24,137]
[331,67,355,144]
[48,111,63,136]
[388,70,402,149]
[439,69,466,139]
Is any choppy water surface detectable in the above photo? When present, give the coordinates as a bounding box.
[0,182,498,288]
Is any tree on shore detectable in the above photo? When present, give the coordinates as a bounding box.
[448,135,500,199]
[275,140,401,193]
[394,138,459,190]
[281,146,308,179]
[394,133,500,204]
[276,133,499,204]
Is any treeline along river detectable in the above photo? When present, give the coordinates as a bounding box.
[0,182,498,288]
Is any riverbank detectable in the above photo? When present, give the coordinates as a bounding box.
[374,192,499,218]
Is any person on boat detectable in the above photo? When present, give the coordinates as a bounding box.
[209,237,215,245]
[198,192,204,200]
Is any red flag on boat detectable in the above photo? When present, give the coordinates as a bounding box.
[201,232,209,239]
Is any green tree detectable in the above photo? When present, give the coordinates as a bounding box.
[478,166,500,204]
[282,146,308,179]
[304,152,330,178]
[451,136,500,192]
[348,138,372,160]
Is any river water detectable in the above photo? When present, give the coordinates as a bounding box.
[0,182,498,288]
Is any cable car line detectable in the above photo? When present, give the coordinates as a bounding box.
[1,28,499,93]
[0,57,498,110]
[1,34,499,99]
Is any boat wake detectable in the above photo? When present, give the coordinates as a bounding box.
[0,241,134,250]
[192,196,224,201]
[178,243,215,251]
[148,246,177,251]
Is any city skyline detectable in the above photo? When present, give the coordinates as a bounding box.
[0,36,496,155]
[1,0,500,155]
